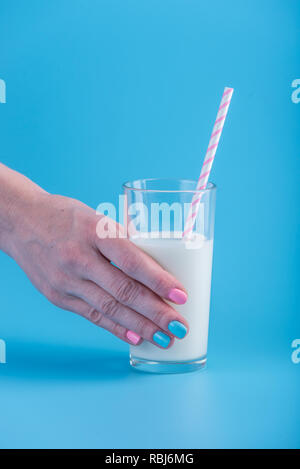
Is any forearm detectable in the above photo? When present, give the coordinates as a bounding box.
[0,163,47,256]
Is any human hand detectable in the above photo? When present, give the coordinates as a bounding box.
[8,191,189,348]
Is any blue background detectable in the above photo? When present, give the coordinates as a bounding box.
[0,0,299,449]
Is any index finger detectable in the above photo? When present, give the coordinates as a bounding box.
[97,238,187,305]
[95,236,188,305]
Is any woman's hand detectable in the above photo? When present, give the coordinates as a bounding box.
[2,170,189,348]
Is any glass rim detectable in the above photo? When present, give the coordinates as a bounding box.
[122,178,217,194]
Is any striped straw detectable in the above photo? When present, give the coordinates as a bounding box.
[183,87,234,238]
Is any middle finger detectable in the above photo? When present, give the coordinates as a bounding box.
[81,252,189,339]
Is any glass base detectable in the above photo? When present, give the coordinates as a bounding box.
[130,355,207,374]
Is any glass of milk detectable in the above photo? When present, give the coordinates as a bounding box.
[123,178,216,374]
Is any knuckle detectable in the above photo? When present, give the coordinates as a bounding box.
[79,255,93,274]
[152,275,169,294]
[119,252,139,275]
[87,307,103,325]
[50,270,69,292]
[151,309,166,326]
[115,279,140,304]
[123,312,152,339]
[110,322,125,339]
[136,320,157,340]
[136,318,152,338]
[100,297,119,319]
[60,241,82,270]
[47,288,63,307]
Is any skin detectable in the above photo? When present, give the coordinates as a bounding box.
[0,163,189,348]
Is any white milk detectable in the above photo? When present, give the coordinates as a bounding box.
[130,232,214,362]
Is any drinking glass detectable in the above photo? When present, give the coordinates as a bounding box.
[123,178,216,373]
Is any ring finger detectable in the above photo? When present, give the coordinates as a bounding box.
[70,280,175,349]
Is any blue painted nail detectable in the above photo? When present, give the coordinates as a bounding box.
[168,320,187,339]
[153,331,171,348]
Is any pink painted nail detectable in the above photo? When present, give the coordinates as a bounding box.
[168,288,188,305]
[126,330,141,345]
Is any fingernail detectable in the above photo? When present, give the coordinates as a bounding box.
[168,288,187,305]
[153,331,171,348]
[126,330,141,345]
[168,320,187,339]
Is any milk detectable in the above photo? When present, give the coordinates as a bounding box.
[130,232,214,362]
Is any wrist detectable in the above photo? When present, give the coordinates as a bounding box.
[0,164,48,257]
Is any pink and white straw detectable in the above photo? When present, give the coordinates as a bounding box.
[183,87,234,238]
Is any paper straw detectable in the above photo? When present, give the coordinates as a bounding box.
[183,87,234,238]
